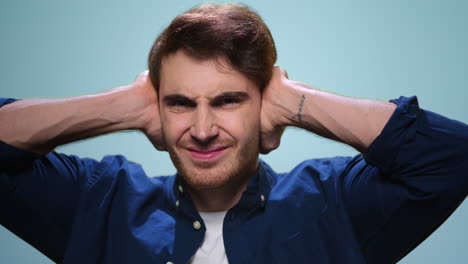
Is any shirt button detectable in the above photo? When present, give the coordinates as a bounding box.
[178,185,184,193]
[193,220,201,230]
[260,194,265,202]
[175,200,180,207]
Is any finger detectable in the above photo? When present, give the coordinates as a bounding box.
[273,66,288,78]
[282,69,289,79]
[136,70,149,81]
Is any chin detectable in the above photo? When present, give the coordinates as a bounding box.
[170,151,258,191]
[166,133,261,191]
[178,158,243,190]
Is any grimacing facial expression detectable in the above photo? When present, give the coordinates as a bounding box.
[159,50,261,191]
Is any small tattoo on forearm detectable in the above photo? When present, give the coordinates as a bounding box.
[297,94,306,123]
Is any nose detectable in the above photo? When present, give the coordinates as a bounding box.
[190,105,219,143]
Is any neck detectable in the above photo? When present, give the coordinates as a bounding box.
[188,185,246,212]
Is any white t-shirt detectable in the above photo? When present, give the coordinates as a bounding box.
[190,211,229,264]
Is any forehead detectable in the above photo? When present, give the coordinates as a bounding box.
[159,50,258,97]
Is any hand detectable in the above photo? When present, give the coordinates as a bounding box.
[128,71,166,151]
[260,67,290,154]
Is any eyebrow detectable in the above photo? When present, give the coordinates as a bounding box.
[162,91,249,104]
[162,94,192,104]
[213,91,249,101]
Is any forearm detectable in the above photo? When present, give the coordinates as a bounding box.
[0,87,148,155]
[280,81,396,153]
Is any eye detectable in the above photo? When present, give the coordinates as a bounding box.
[166,98,196,111]
[221,97,240,105]
[212,96,242,107]
[170,100,189,107]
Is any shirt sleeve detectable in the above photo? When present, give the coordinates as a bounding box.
[0,98,17,106]
[342,96,468,264]
[0,98,107,262]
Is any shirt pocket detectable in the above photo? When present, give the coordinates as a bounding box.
[273,231,323,264]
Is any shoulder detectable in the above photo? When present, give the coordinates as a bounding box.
[77,154,175,200]
[273,156,364,183]
[265,155,374,199]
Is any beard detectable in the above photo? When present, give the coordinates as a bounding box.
[165,132,260,191]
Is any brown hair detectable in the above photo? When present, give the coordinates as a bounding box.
[148,3,277,91]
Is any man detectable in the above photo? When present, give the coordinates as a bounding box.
[0,3,467,264]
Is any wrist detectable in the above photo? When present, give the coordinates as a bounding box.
[100,86,150,130]
[277,80,316,128]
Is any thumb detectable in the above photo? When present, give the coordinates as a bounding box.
[260,126,285,154]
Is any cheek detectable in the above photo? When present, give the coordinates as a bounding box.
[217,107,261,140]
[161,113,192,143]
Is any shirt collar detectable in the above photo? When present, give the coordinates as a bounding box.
[236,159,274,210]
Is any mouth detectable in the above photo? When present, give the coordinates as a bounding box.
[186,146,229,161]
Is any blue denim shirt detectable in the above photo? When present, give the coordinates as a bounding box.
[1,96,467,264]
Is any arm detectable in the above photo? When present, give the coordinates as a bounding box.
[260,67,396,154]
[0,71,164,155]
[0,71,163,262]
[261,67,468,263]
[345,96,468,263]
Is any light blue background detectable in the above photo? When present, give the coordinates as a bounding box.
[1,0,466,263]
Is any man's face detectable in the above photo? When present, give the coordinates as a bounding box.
[159,50,261,191]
